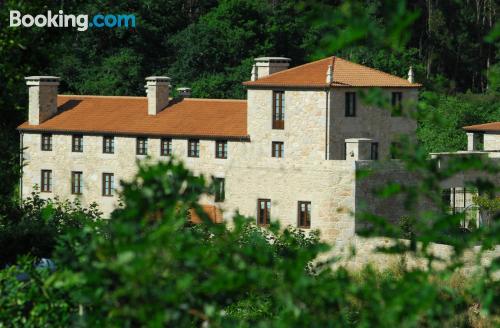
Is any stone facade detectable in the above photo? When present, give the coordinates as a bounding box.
[19,58,423,245]
[20,91,417,245]
[328,88,418,160]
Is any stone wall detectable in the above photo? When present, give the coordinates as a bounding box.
[327,236,500,278]
[328,88,418,160]
[21,132,242,215]
[246,89,328,162]
[353,160,436,231]
[21,131,361,244]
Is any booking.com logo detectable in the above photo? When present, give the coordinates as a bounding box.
[9,10,136,31]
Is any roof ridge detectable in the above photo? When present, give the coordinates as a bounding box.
[333,56,413,84]
[184,98,247,102]
[249,56,333,82]
[59,94,146,99]
[59,94,247,102]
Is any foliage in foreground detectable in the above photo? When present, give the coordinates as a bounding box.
[0,193,102,268]
[0,159,498,327]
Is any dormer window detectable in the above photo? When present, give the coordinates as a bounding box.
[272,91,285,129]
[345,92,356,117]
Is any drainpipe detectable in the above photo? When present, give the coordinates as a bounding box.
[19,132,23,203]
[325,89,330,160]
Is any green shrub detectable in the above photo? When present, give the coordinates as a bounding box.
[0,192,102,267]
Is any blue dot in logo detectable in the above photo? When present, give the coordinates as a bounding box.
[89,22,93,27]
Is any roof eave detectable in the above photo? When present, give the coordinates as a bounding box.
[18,125,251,141]
[463,127,500,133]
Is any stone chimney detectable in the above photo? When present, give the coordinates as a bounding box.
[177,87,192,98]
[26,76,60,125]
[253,57,291,80]
[407,66,415,83]
[145,76,171,115]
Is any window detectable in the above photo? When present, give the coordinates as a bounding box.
[71,171,83,195]
[391,92,403,116]
[370,142,379,160]
[272,91,285,129]
[188,139,200,158]
[41,134,52,151]
[441,189,452,209]
[136,137,148,155]
[161,138,172,156]
[72,134,83,152]
[390,142,402,159]
[103,136,115,154]
[102,173,114,196]
[257,199,271,226]
[272,141,284,158]
[345,92,356,117]
[215,140,228,159]
[214,178,225,202]
[298,201,311,228]
[41,170,52,192]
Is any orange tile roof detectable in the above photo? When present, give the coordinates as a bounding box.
[18,95,248,139]
[463,122,500,132]
[243,56,421,88]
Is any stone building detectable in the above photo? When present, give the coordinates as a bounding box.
[18,56,422,244]
[431,122,500,229]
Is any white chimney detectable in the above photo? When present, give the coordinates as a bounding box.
[253,57,291,79]
[326,64,333,84]
[145,76,171,115]
[25,76,60,125]
[407,66,415,83]
[250,64,258,81]
[177,87,192,98]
